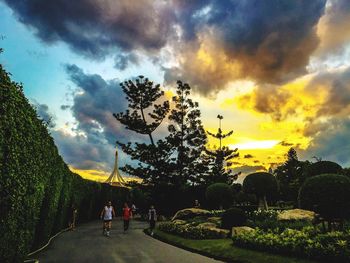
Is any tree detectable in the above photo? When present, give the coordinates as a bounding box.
[114,76,171,184]
[205,183,233,209]
[274,148,308,204]
[166,81,207,186]
[299,174,350,231]
[204,115,239,185]
[243,172,278,210]
[114,76,169,146]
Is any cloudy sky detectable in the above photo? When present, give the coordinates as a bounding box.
[1,0,350,182]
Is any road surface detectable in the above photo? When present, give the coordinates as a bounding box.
[33,219,223,263]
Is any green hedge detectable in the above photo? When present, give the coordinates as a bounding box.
[0,64,129,262]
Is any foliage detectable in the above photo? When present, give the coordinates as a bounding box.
[158,222,228,239]
[153,229,315,263]
[274,148,309,204]
[232,227,350,262]
[0,64,128,262]
[205,183,233,209]
[304,161,343,178]
[298,174,350,222]
[221,208,247,230]
[204,115,239,185]
[114,76,171,185]
[166,81,208,186]
[243,172,278,210]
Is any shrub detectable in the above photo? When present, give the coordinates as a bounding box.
[304,161,343,178]
[158,222,228,239]
[243,172,278,210]
[298,174,350,222]
[206,183,233,209]
[232,227,350,262]
[221,208,247,230]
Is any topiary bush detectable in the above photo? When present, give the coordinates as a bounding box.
[206,183,233,209]
[243,172,278,210]
[221,208,247,230]
[304,161,342,178]
[299,174,350,229]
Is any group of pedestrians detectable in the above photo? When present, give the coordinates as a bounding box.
[99,201,157,237]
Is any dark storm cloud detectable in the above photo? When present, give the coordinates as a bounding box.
[51,130,114,170]
[301,118,350,167]
[32,101,56,128]
[165,0,327,94]
[114,53,139,71]
[50,64,150,171]
[64,64,135,145]
[279,141,294,147]
[3,0,175,59]
[306,67,350,118]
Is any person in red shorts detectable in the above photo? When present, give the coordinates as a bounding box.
[122,202,133,233]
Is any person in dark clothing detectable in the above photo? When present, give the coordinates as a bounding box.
[148,205,157,236]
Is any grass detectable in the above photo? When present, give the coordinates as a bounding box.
[147,229,317,263]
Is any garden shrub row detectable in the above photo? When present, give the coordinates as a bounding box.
[0,65,128,262]
[158,222,228,239]
[232,227,350,262]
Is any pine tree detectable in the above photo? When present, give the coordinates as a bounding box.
[204,115,239,185]
[166,81,207,186]
[113,76,171,184]
[274,148,307,203]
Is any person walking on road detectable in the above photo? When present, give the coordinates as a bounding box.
[122,202,133,233]
[100,201,116,237]
[149,205,157,236]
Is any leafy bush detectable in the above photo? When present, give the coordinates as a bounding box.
[246,209,311,231]
[0,65,129,262]
[206,183,233,209]
[221,208,247,230]
[159,222,228,239]
[232,227,350,262]
[304,161,343,178]
[299,174,350,221]
[243,172,278,209]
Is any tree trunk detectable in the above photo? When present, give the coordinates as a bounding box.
[258,196,268,210]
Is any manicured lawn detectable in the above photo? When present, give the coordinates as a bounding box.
[149,229,317,263]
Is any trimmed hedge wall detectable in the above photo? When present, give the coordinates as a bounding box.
[0,63,129,262]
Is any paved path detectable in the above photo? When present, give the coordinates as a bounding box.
[33,219,222,263]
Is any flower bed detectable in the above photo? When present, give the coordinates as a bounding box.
[232,226,350,262]
[158,222,228,239]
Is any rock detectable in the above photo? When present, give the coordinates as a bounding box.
[231,226,255,237]
[197,222,217,228]
[173,219,187,225]
[207,217,221,226]
[197,226,229,238]
[172,208,211,221]
[277,209,315,221]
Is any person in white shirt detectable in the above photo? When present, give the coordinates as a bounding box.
[100,201,116,236]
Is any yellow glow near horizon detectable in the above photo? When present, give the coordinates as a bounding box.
[69,167,141,183]
[229,140,279,150]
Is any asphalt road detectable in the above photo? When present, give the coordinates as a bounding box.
[33,219,223,263]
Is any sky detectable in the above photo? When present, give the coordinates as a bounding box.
[1,0,350,182]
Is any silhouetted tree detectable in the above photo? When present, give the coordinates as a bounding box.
[166,81,208,186]
[204,115,239,185]
[114,76,171,184]
[274,148,308,204]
